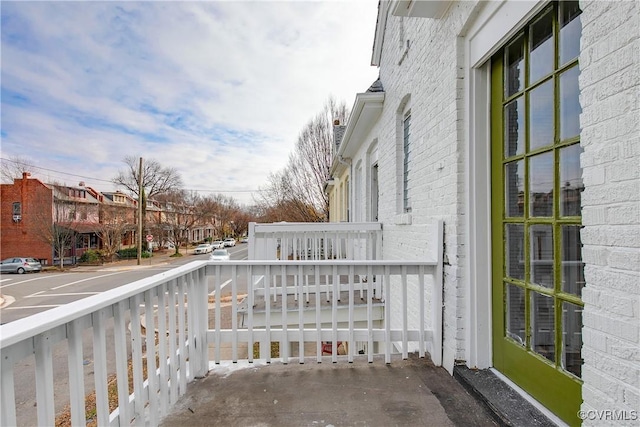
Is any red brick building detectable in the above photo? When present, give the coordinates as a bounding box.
[1,173,54,264]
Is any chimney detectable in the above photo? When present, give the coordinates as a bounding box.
[333,119,346,151]
[22,172,31,180]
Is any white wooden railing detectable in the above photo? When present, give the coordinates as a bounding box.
[0,263,209,427]
[208,260,442,366]
[248,222,382,261]
[0,224,443,426]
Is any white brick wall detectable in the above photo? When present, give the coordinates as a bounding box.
[365,2,477,369]
[579,0,640,424]
[346,0,638,423]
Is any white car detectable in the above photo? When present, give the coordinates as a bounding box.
[223,238,236,247]
[193,244,213,254]
[209,249,230,261]
[211,240,225,249]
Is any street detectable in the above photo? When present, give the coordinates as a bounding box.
[0,244,248,324]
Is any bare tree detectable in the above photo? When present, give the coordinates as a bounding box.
[255,170,324,222]
[1,156,35,183]
[230,209,252,237]
[112,156,183,235]
[29,184,77,269]
[97,202,134,261]
[203,194,239,238]
[256,96,348,221]
[153,190,206,255]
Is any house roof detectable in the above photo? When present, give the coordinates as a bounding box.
[51,185,101,204]
[336,82,385,159]
[58,221,102,234]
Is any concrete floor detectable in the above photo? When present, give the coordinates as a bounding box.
[160,354,499,427]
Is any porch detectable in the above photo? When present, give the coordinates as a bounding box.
[0,221,528,426]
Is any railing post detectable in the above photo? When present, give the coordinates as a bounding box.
[194,269,209,377]
[1,351,16,426]
[248,222,256,259]
[34,331,55,426]
[432,221,444,366]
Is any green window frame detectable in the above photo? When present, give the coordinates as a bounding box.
[491,2,584,425]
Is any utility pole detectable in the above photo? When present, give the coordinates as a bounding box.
[137,157,143,265]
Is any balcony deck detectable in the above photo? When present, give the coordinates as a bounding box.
[0,228,557,427]
[159,354,498,427]
[161,292,497,427]
[2,221,496,427]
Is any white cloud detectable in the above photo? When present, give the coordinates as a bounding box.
[1,1,379,205]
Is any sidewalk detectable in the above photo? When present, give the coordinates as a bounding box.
[69,249,186,272]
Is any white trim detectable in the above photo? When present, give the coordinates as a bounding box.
[467,0,548,68]
[462,0,546,369]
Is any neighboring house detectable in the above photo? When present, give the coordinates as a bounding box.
[101,191,138,247]
[329,79,384,223]
[330,1,638,425]
[1,174,103,264]
[49,182,103,262]
[0,173,54,264]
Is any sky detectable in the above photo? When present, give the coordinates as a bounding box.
[0,1,380,206]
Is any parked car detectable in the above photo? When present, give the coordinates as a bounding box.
[193,244,213,254]
[223,238,236,247]
[0,257,42,274]
[209,249,230,261]
[239,237,249,243]
[211,240,225,249]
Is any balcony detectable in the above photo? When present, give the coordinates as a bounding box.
[0,222,470,426]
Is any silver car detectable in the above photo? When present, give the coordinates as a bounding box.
[0,257,42,274]
[193,244,213,254]
[209,249,230,261]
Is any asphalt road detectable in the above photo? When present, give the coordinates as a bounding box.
[0,244,248,324]
[0,243,248,426]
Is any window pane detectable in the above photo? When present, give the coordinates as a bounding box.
[505,160,524,217]
[562,301,583,377]
[403,114,411,212]
[506,283,526,346]
[560,143,584,216]
[562,225,585,297]
[529,80,554,151]
[530,224,554,288]
[531,291,555,363]
[529,8,554,83]
[504,97,525,157]
[559,1,582,66]
[559,66,581,141]
[505,35,525,97]
[529,151,554,217]
[506,224,525,280]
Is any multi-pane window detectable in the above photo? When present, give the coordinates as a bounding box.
[499,1,583,378]
[403,112,411,212]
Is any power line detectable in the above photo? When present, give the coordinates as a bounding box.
[1,157,260,194]
[1,157,113,183]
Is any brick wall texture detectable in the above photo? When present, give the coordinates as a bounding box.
[344,0,638,423]
[1,176,54,264]
[578,1,639,424]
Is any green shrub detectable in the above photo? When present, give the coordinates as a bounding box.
[117,247,151,259]
[80,249,102,263]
